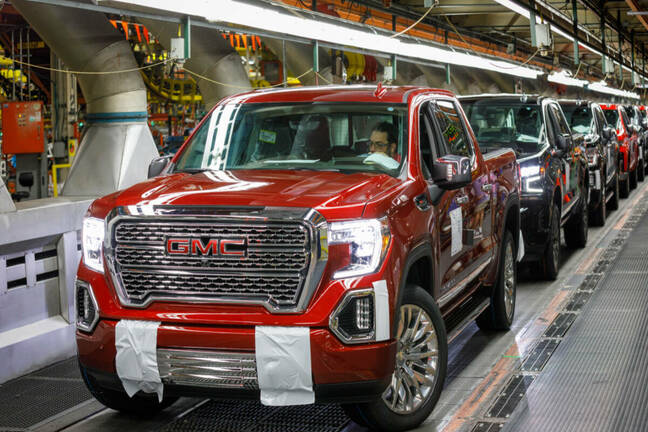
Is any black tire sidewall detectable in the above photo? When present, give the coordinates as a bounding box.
[543,204,560,280]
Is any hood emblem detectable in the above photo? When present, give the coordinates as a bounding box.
[165,237,247,257]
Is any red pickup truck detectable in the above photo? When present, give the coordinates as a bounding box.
[76,86,520,431]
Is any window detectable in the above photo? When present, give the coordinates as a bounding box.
[432,100,473,159]
[174,102,408,176]
[550,104,570,136]
[594,107,607,133]
[419,104,436,178]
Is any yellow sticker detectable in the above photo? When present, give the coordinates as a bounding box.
[259,130,277,144]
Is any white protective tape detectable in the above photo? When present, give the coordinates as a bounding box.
[372,280,390,342]
[115,320,163,402]
[517,230,525,262]
[255,326,314,406]
[450,207,463,256]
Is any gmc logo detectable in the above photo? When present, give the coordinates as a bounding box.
[166,238,246,257]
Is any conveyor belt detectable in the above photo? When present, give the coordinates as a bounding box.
[503,209,648,431]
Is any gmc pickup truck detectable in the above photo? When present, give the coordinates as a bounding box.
[76,86,520,431]
[601,104,640,197]
[559,100,620,226]
[461,94,589,280]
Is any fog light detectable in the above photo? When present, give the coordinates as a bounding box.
[76,280,99,333]
[330,289,375,344]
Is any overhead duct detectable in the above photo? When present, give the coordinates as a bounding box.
[140,19,252,109]
[12,0,158,196]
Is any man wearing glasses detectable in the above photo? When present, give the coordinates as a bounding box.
[365,121,400,169]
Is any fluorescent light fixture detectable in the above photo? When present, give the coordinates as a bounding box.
[111,0,542,79]
[548,70,587,88]
[588,80,640,100]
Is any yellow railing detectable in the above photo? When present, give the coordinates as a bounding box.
[52,163,71,197]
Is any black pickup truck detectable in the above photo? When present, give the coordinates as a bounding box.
[559,100,619,226]
[461,95,588,280]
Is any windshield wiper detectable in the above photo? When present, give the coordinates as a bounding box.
[174,168,206,174]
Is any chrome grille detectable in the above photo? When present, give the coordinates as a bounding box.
[157,349,258,389]
[115,223,307,246]
[109,218,312,310]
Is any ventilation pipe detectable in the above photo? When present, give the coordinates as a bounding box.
[140,20,252,109]
[12,0,158,196]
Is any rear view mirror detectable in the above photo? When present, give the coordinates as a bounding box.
[431,155,471,190]
[148,155,172,178]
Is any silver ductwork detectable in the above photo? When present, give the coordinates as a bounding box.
[141,20,252,109]
[13,0,158,196]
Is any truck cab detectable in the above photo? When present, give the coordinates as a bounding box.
[460,94,589,280]
[600,104,640,196]
[76,86,520,432]
[559,100,620,225]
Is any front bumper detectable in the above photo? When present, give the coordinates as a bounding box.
[77,320,396,403]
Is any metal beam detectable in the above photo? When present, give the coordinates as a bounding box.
[572,0,580,64]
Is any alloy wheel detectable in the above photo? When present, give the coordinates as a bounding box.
[503,242,515,321]
[383,304,439,414]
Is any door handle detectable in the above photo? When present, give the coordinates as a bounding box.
[456,195,469,205]
[482,183,493,192]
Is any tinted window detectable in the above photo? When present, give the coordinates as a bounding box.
[561,105,594,135]
[462,100,546,155]
[603,109,620,130]
[550,104,571,135]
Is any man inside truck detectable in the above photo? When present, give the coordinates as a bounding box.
[366,121,400,168]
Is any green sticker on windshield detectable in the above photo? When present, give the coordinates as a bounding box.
[259,130,277,144]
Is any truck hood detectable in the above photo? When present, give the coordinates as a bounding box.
[100,169,401,220]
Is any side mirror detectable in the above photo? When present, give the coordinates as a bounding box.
[431,155,471,190]
[148,155,172,178]
[602,127,614,141]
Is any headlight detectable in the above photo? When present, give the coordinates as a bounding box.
[82,217,105,273]
[329,218,390,279]
[520,165,540,177]
[520,165,544,193]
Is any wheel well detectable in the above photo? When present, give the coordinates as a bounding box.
[405,256,433,294]
[504,203,520,250]
[553,188,562,215]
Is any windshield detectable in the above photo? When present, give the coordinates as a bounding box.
[462,101,546,155]
[603,109,620,130]
[174,102,408,176]
[561,105,594,135]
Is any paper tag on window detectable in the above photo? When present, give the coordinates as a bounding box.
[564,163,570,190]
[259,130,277,144]
[450,207,462,256]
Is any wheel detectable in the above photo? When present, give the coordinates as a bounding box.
[630,166,638,189]
[591,170,606,227]
[639,160,645,182]
[79,361,177,416]
[476,230,516,331]
[565,197,588,249]
[342,285,447,432]
[540,204,561,281]
[608,173,620,211]
[620,164,630,199]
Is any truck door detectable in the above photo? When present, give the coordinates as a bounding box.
[428,99,492,306]
[593,105,615,184]
[548,103,580,214]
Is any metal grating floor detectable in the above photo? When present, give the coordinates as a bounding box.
[161,400,350,432]
[504,209,648,431]
[0,358,92,430]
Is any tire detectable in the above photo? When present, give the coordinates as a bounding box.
[620,163,630,199]
[79,361,178,416]
[476,230,517,331]
[540,204,561,281]
[630,166,638,190]
[565,196,588,249]
[608,173,620,211]
[342,285,447,432]
[639,160,645,182]
[591,170,606,227]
